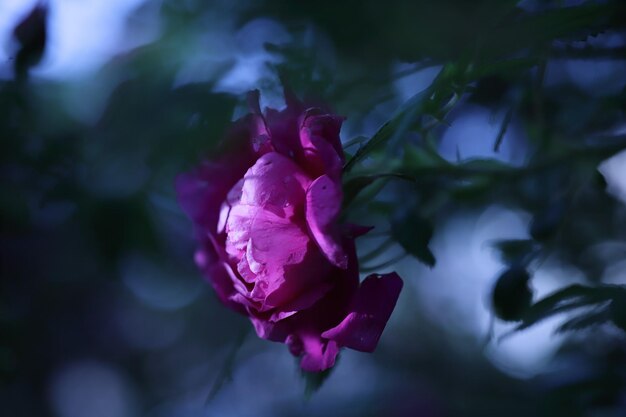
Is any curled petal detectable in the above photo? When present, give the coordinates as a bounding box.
[305,175,347,269]
[298,111,345,178]
[322,272,403,352]
[288,332,340,372]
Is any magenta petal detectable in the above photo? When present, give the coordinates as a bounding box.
[298,112,344,179]
[305,175,347,268]
[175,162,226,233]
[250,315,289,342]
[268,279,334,322]
[193,244,246,314]
[321,272,403,352]
[239,152,311,215]
[291,333,339,372]
[343,223,374,239]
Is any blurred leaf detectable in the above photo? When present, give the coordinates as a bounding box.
[11,2,48,78]
[610,294,626,332]
[556,305,611,333]
[530,199,568,242]
[515,285,626,332]
[403,144,449,171]
[391,210,435,267]
[484,3,624,59]
[492,266,533,322]
[344,66,447,171]
[342,176,377,209]
[301,362,336,398]
[491,239,539,266]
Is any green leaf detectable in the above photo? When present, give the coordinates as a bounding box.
[301,358,337,398]
[343,66,450,172]
[403,143,449,171]
[391,210,435,267]
[342,176,378,209]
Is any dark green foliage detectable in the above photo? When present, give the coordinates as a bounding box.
[515,285,626,333]
[391,209,436,267]
[301,359,337,398]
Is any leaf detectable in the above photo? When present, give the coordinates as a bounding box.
[610,293,626,332]
[483,3,620,59]
[403,143,449,171]
[342,176,378,209]
[390,210,435,267]
[301,359,337,398]
[490,239,539,265]
[556,305,611,333]
[530,200,568,241]
[515,285,625,332]
[343,66,449,171]
[494,107,514,152]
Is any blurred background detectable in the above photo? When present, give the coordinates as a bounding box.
[1,1,626,416]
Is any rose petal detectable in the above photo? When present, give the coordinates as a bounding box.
[322,272,403,352]
[193,243,246,314]
[305,175,347,268]
[298,111,345,178]
[291,332,340,372]
[239,152,311,216]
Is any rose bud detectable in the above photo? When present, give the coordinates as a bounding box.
[176,90,403,372]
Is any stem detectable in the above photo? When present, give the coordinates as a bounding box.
[348,134,626,183]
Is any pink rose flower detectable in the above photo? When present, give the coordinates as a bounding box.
[176,91,402,372]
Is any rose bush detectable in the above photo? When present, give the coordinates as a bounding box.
[176,91,402,371]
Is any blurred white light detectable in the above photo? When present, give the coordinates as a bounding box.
[0,0,150,79]
[213,18,290,109]
[438,104,526,165]
[599,149,626,206]
[402,206,576,377]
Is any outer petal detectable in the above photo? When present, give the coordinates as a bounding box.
[322,272,403,352]
[291,333,339,372]
[298,110,345,179]
[305,175,347,269]
[255,240,360,372]
[193,241,246,314]
[175,161,231,233]
[175,113,259,233]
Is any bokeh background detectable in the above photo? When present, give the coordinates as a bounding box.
[2,1,626,416]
